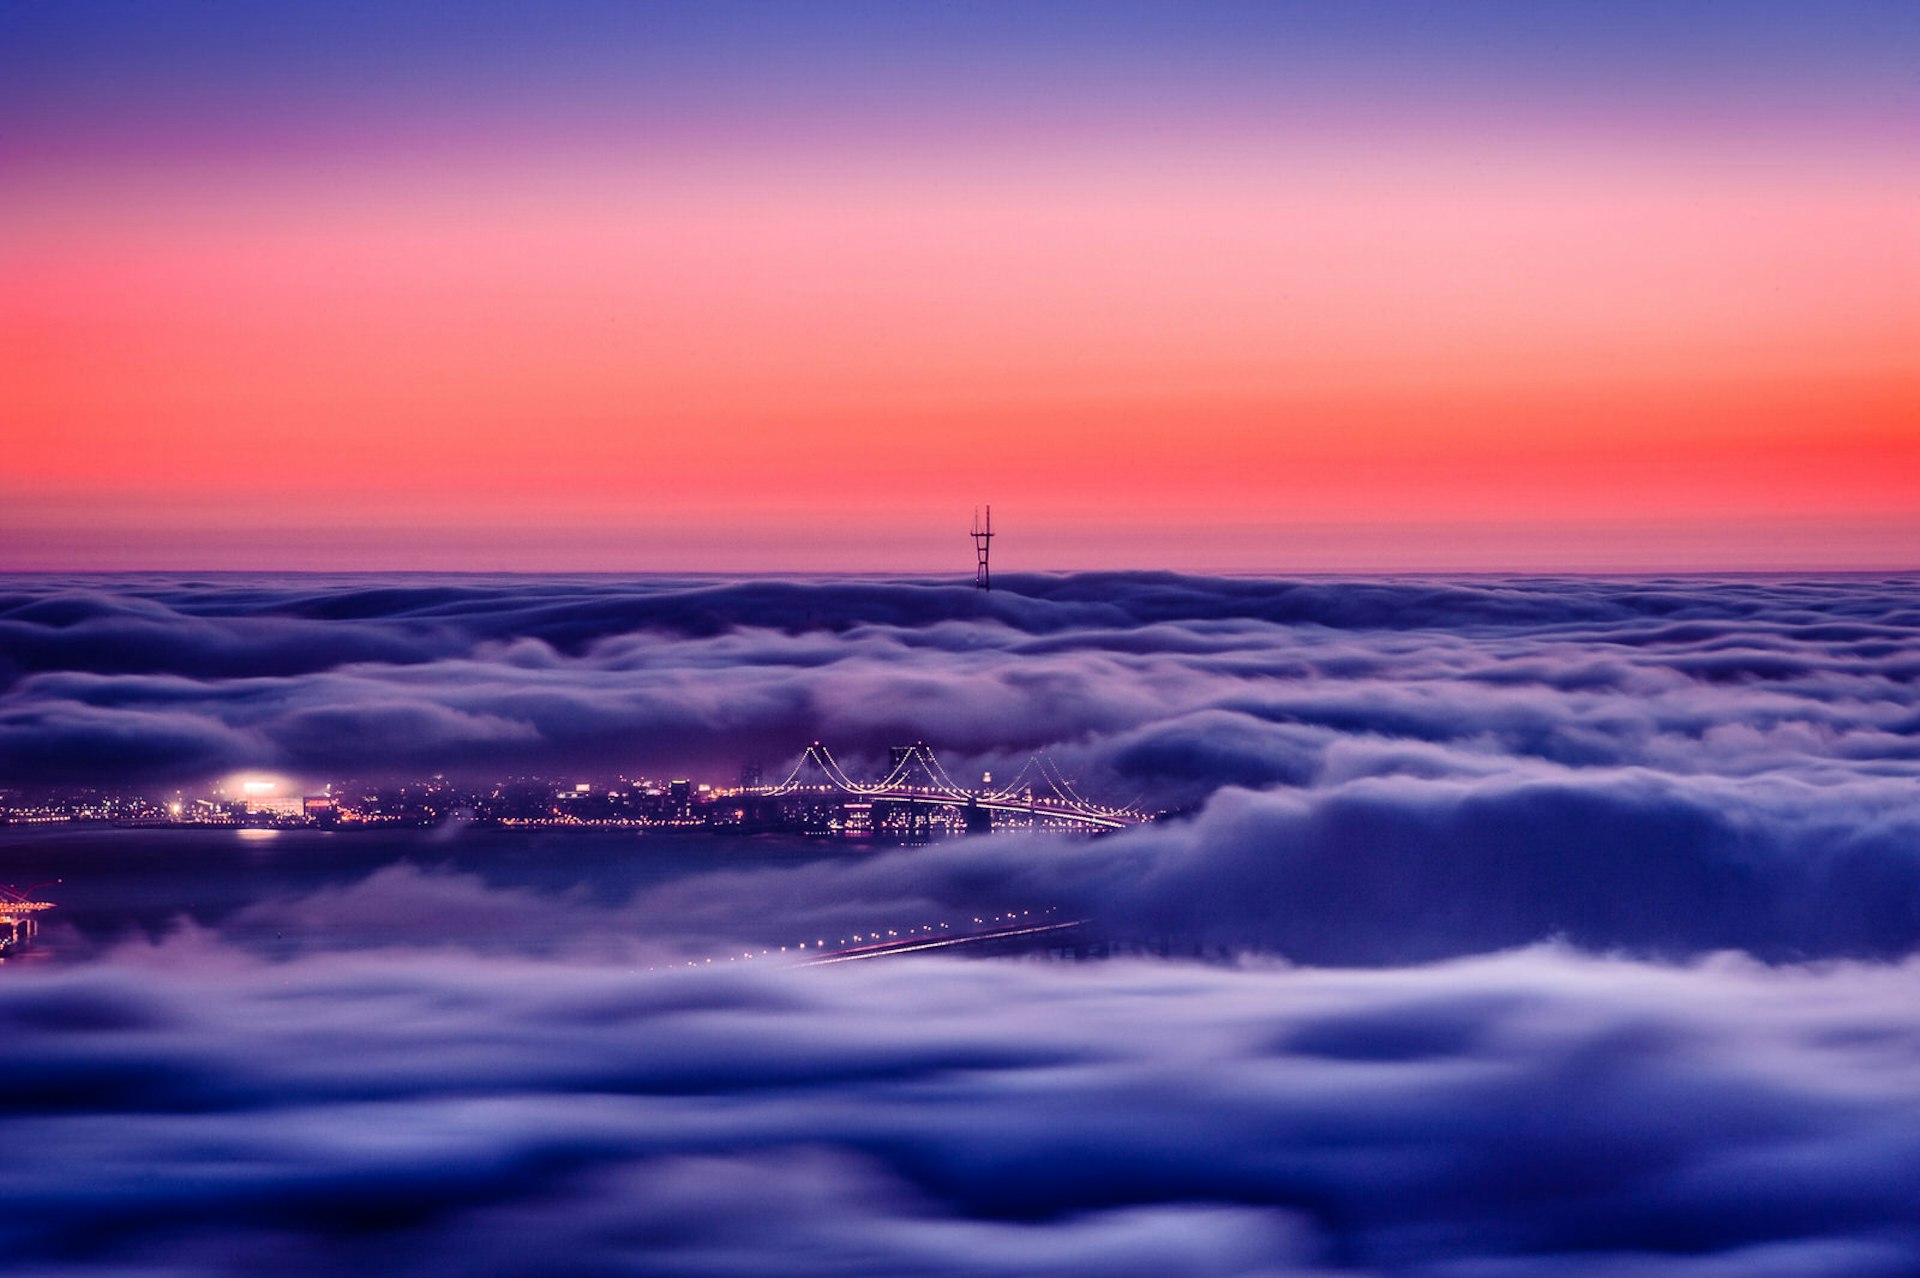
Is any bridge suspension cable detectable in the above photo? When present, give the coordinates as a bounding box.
[749,742,1140,828]
[910,744,972,797]
[983,754,1096,813]
[1035,754,1094,809]
[982,756,1039,803]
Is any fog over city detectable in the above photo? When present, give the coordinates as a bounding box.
[2,572,1918,1275]
[7,0,1915,1268]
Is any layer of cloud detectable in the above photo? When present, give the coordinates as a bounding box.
[6,572,1919,962]
[6,572,1920,1275]
[4,945,1920,1277]
[206,752,1920,966]
[4,573,1916,790]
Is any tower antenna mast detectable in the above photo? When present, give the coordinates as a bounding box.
[970,505,994,590]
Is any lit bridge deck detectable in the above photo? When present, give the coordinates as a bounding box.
[748,742,1144,832]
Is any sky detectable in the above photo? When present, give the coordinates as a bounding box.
[2,1,1916,571]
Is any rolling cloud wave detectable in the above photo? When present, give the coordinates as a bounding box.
[3,573,1915,784]
[6,572,1920,1273]
[3,945,1920,1276]
[5,572,1917,961]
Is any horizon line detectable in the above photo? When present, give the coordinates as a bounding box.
[0,564,1913,579]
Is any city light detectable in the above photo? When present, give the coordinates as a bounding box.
[4,743,1150,837]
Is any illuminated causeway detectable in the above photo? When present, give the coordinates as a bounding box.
[649,908,1088,972]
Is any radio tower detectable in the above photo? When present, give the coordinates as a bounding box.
[970,505,995,590]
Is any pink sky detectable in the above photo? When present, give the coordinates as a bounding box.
[5,19,1916,571]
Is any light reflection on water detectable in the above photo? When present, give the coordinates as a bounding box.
[0,824,861,961]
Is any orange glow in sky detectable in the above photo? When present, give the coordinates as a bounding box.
[4,72,1916,571]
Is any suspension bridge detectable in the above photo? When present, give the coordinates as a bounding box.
[751,742,1143,832]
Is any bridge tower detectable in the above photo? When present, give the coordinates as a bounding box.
[970,505,994,590]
